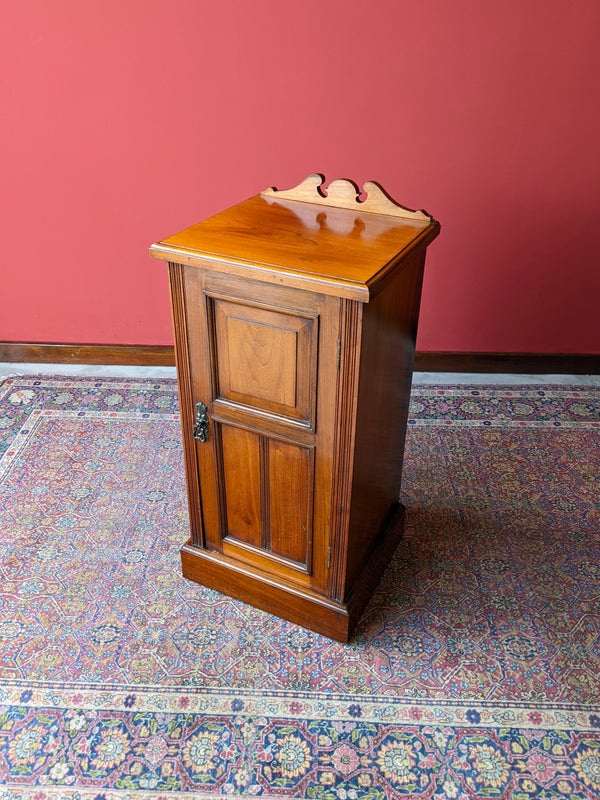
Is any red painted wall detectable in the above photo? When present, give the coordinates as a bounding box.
[2,0,599,353]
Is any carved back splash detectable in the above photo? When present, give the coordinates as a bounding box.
[261,174,431,222]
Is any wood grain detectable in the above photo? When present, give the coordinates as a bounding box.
[180,268,337,595]
[344,250,426,596]
[150,194,439,302]
[167,262,204,547]
[210,296,317,424]
[328,299,362,602]
[153,178,439,641]
[261,174,432,221]
[219,424,262,547]
[181,543,352,642]
[268,438,313,567]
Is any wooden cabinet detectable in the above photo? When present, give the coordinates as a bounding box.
[150,175,439,642]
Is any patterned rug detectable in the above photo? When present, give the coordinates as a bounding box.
[0,375,599,798]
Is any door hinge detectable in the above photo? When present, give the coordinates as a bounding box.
[336,339,341,371]
[327,547,332,569]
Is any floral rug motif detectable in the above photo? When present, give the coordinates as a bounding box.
[0,376,599,798]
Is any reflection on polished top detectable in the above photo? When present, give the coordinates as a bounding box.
[150,175,440,301]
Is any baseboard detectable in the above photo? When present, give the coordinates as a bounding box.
[0,343,175,366]
[1,343,598,375]
[413,351,600,375]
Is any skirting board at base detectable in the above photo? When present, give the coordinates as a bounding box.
[414,351,600,374]
[1,342,599,375]
[0,343,176,366]
[0,342,600,375]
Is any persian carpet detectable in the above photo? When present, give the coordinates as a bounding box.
[0,375,599,799]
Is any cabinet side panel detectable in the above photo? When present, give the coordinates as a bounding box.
[344,249,427,596]
[268,439,313,567]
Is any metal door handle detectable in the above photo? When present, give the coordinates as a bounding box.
[193,401,209,442]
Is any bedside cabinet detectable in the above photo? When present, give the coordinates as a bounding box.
[150,174,440,642]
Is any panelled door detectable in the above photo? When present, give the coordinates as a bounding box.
[182,266,340,596]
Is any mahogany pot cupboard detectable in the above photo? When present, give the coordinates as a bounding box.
[150,175,440,642]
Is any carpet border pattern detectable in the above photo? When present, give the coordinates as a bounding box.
[1,376,599,798]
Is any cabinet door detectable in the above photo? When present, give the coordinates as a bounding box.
[182,267,339,595]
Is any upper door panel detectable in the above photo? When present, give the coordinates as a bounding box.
[209,294,318,429]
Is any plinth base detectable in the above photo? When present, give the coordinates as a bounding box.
[180,503,405,643]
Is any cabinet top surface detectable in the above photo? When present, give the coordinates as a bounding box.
[150,192,439,300]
